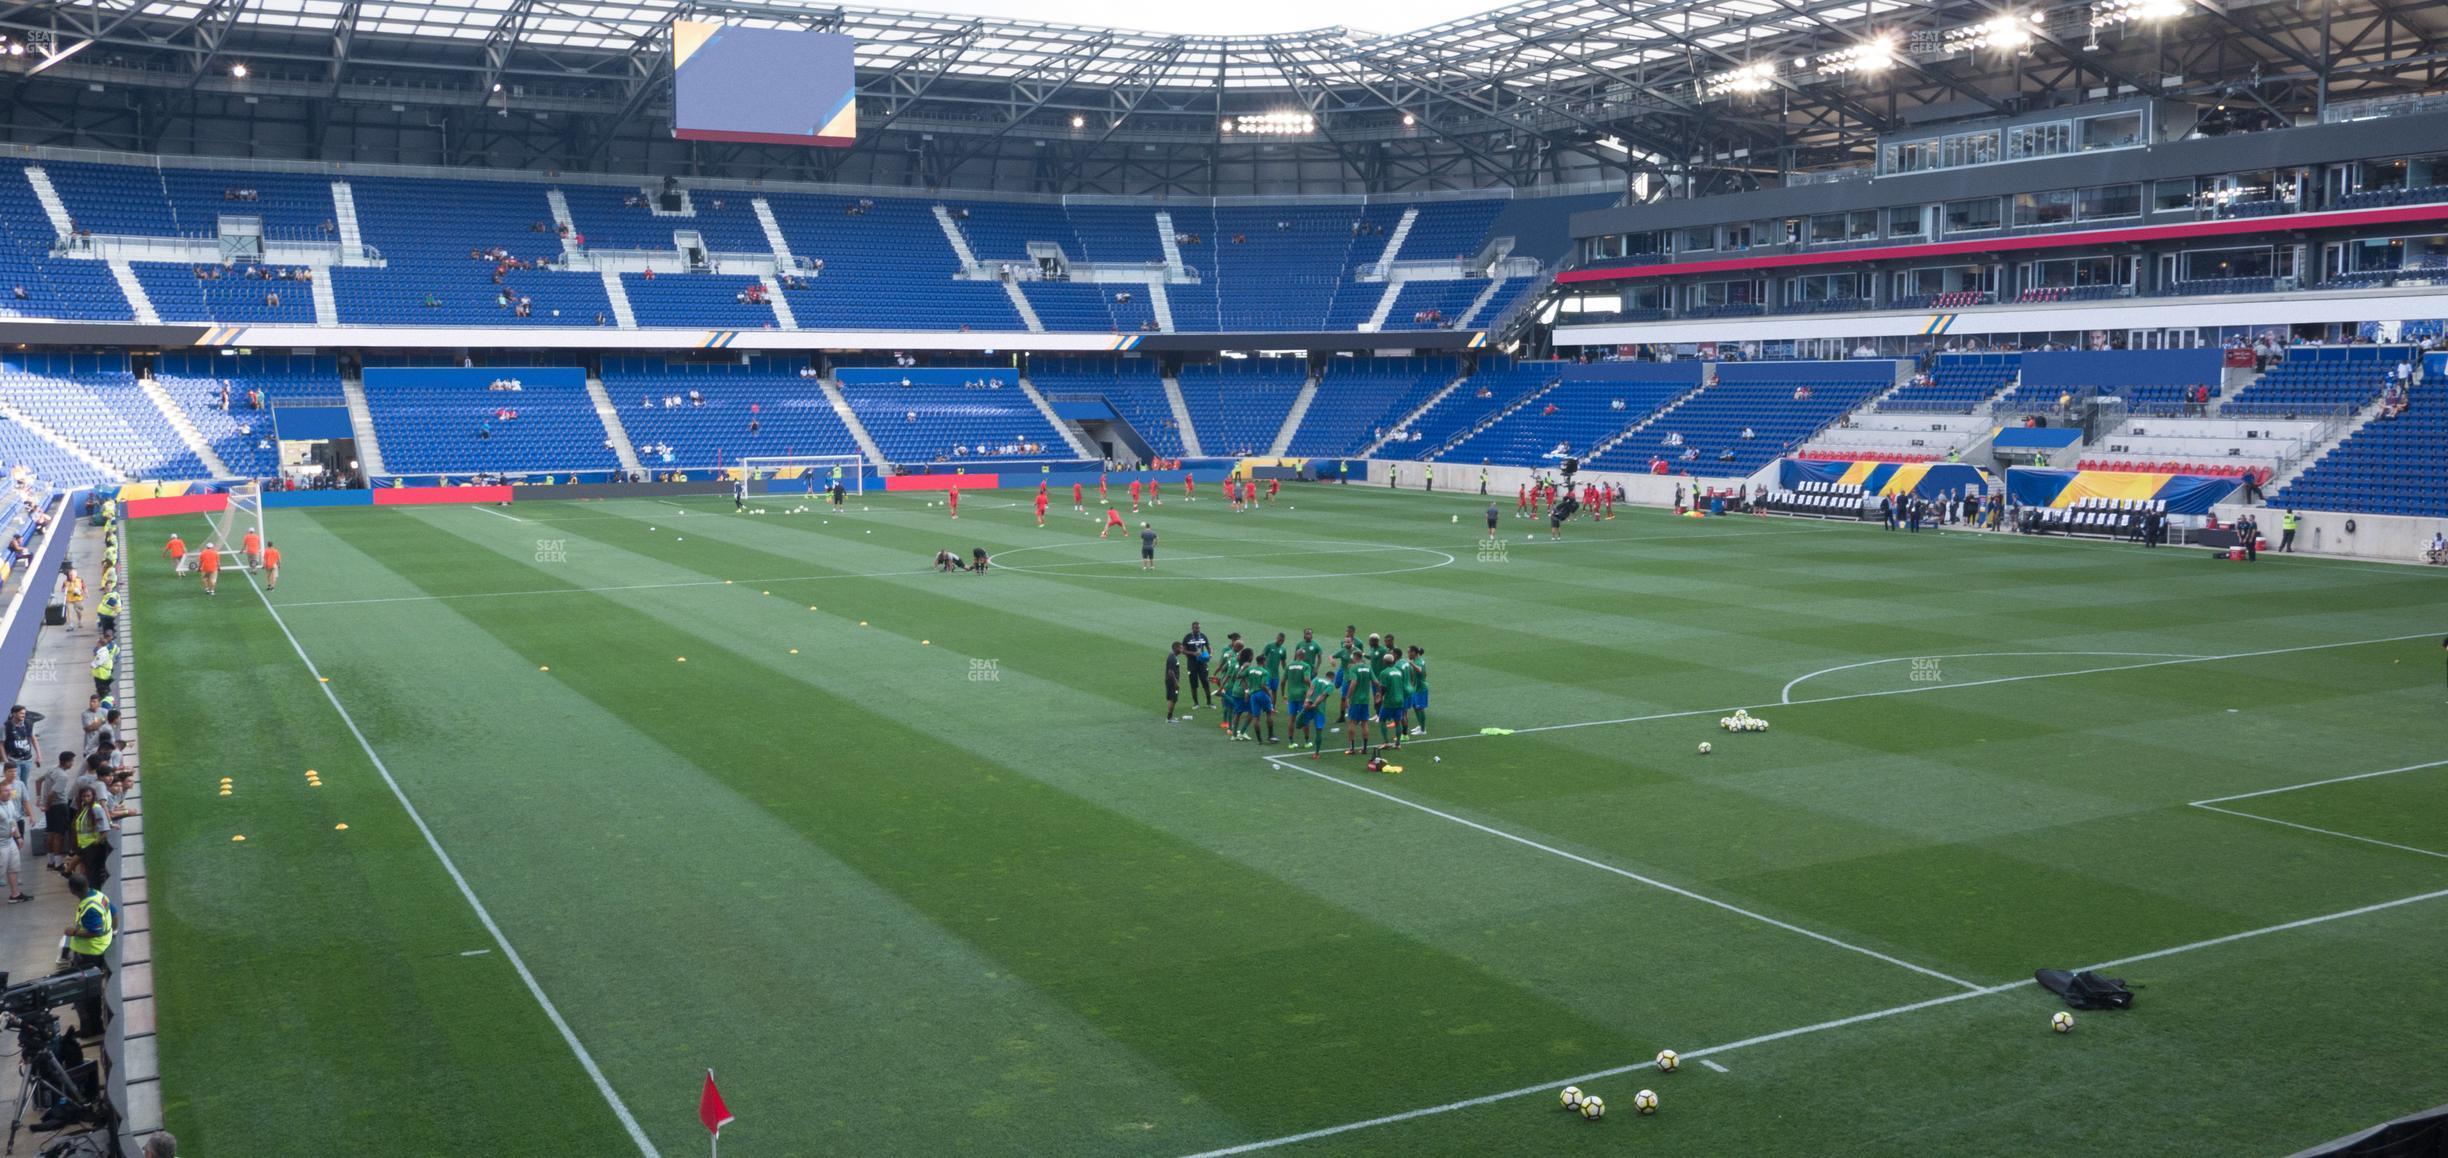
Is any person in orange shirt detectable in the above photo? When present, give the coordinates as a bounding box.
[163,533,186,572]
[240,527,262,569]
[197,542,221,595]
[262,541,281,590]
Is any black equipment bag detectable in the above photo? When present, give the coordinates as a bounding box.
[2035,968,2134,1010]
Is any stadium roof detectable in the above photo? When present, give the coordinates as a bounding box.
[0,0,2441,196]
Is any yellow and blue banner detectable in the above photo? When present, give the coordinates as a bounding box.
[2005,467,2241,514]
[1782,459,1991,499]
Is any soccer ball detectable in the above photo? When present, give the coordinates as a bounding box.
[1559,1086,1583,1110]
[1697,742,1711,755]
[1719,717,1733,730]
[1633,1089,1658,1115]
[1579,1095,1605,1120]
[2052,1011,2074,1033]
[1655,1049,1678,1073]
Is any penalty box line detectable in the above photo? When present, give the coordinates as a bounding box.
[1382,628,2447,753]
[2190,757,2448,862]
[1174,880,2448,1158]
[1258,752,1985,993]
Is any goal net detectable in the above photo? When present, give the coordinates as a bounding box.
[737,455,866,498]
[180,483,265,572]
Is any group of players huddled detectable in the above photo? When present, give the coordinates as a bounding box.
[1167,621,1426,760]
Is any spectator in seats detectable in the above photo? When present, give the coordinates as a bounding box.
[9,286,24,301]
[1739,427,1754,440]
[2426,532,2446,565]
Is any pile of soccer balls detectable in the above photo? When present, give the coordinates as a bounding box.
[1556,1052,1672,1122]
[1718,709,1770,734]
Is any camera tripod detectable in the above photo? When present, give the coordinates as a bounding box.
[3,1010,112,1157]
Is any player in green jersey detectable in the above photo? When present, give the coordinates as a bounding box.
[1341,658,1376,757]
[1404,645,1429,736]
[1281,652,1314,749]
[1293,629,1323,678]
[1260,633,1288,696]
[1239,653,1276,742]
[1375,657,1411,749]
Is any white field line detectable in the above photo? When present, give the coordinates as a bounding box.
[471,505,525,522]
[1394,629,2447,751]
[1697,1059,1730,1073]
[229,553,660,1155]
[1172,882,2448,1158]
[2191,805,2448,861]
[1779,650,2210,704]
[1258,752,1985,992]
[2190,757,2448,806]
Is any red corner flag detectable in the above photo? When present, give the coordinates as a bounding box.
[700,1069,735,1140]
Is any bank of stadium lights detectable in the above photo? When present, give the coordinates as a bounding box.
[1813,34,1898,77]
[229,63,247,78]
[1221,112,1317,135]
[1701,61,1777,98]
[1943,12,2045,53]
[2090,0,2188,30]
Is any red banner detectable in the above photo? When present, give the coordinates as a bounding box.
[124,493,229,519]
[373,485,515,506]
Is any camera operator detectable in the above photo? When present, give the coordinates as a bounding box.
[62,872,110,1039]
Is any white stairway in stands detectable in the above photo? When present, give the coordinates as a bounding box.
[1147,282,1175,333]
[1359,373,1465,458]
[599,270,638,328]
[758,274,799,330]
[341,373,387,476]
[22,167,72,238]
[1163,374,1204,456]
[1017,377,1095,459]
[1376,208,1419,267]
[1002,281,1044,332]
[0,400,126,483]
[586,373,644,475]
[752,198,796,264]
[310,273,339,325]
[1269,377,1318,455]
[546,190,584,259]
[106,262,160,324]
[1154,212,1185,275]
[331,181,367,256]
[932,206,982,269]
[139,378,232,477]
[1363,282,1403,332]
[819,378,888,467]
[1457,277,1509,328]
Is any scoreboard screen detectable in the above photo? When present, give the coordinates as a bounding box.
[672,22,857,148]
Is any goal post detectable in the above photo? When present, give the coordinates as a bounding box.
[179,482,265,572]
[737,455,866,497]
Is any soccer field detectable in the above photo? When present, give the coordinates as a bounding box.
[133,482,2448,1156]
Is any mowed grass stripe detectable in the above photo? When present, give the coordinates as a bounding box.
[136,540,640,1157]
[297,509,1690,1152]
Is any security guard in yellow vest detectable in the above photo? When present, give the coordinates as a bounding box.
[91,641,115,700]
[64,872,112,1038]
[96,588,120,637]
[2280,509,2299,553]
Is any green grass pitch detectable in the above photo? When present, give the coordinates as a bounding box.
[131,483,2448,1155]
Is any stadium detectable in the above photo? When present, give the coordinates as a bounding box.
[0,0,2442,1150]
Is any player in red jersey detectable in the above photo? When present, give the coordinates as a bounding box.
[1034,490,1049,526]
[1516,484,1529,516]
[1098,473,1108,503]
[1129,479,1142,511]
[1601,485,1614,520]
[1530,484,1543,516]
[1184,472,1196,502]
[1101,506,1126,537]
[1150,478,1163,506]
[1267,477,1280,503]
[947,488,961,518]
[1072,481,1085,511]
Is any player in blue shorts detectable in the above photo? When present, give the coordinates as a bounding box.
[1376,656,1411,750]
[1295,665,1333,757]
[1239,653,1276,743]
[1405,644,1430,736]
[1342,659,1376,757]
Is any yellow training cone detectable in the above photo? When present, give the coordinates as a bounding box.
[231,835,246,842]
[677,657,688,663]
[859,620,868,626]
[334,823,349,831]
[789,648,799,655]
[540,665,550,672]
[218,789,231,797]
